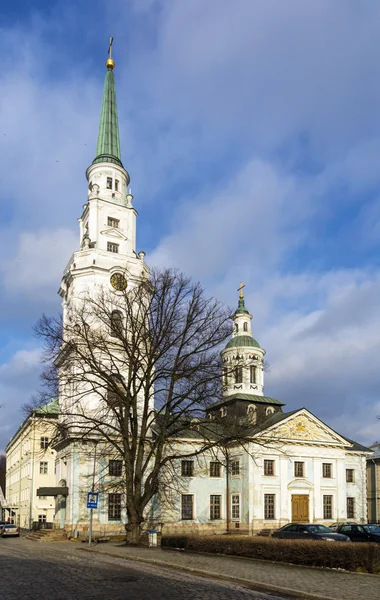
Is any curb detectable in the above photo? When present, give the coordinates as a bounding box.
[78,546,335,600]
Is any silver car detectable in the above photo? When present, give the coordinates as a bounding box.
[0,524,20,537]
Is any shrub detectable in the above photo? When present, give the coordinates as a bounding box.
[161,535,380,573]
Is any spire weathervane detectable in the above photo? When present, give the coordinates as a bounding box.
[237,282,245,299]
[106,36,115,70]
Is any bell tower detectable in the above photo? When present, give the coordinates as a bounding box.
[58,41,149,315]
[221,285,266,398]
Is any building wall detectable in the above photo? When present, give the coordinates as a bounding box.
[6,417,57,528]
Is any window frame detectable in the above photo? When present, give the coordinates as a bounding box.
[230,459,240,477]
[346,469,354,483]
[250,365,256,384]
[38,514,47,523]
[110,310,123,337]
[234,366,243,384]
[181,494,194,520]
[115,179,119,192]
[264,459,275,476]
[231,494,240,520]
[322,463,332,478]
[106,177,113,190]
[107,216,120,228]
[210,495,222,520]
[264,494,275,520]
[323,495,333,519]
[40,437,49,450]
[107,241,119,254]
[209,462,221,478]
[108,493,122,521]
[294,461,304,478]
[346,497,355,519]
[39,461,48,475]
[109,459,122,477]
[181,460,194,478]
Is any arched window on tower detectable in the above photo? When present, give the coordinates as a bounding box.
[235,323,238,333]
[250,365,256,384]
[243,322,248,332]
[235,366,243,384]
[266,406,275,416]
[110,310,123,337]
[223,367,228,385]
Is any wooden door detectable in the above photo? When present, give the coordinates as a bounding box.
[291,494,309,522]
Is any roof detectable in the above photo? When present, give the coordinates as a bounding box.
[93,66,123,168]
[35,398,59,415]
[235,297,249,315]
[208,393,285,410]
[226,335,261,349]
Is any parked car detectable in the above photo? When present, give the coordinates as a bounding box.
[329,521,356,531]
[272,523,350,542]
[336,523,380,543]
[0,524,20,537]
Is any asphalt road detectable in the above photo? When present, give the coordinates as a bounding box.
[0,537,291,600]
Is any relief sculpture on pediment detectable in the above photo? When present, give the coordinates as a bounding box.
[274,416,334,442]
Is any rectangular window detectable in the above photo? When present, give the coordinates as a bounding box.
[294,462,304,478]
[181,460,194,477]
[115,179,119,192]
[210,495,221,520]
[347,497,355,519]
[322,463,332,478]
[346,469,354,483]
[235,366,243,384]
[106,177,113,189]
[323,495,333,519]
[264,459,275,476]
[109,460,122,476]
[181,494,193,520]
[107,217,120,228]
[107,242,119,253]
[250,365,256,384]
[38,514,47,523]
[108,493,122,520]
[231,494,240,520]
[264,494,275,520]
[210,462,221,477]
[40,437,49,450]
[39,462,48,475]
[231,459,240,476]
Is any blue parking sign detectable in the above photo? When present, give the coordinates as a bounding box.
[87,492,98,509]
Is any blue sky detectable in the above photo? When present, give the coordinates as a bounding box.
[1,0,380,451]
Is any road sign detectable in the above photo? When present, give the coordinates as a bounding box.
[87,492,98,509]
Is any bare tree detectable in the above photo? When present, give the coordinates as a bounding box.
[34,268,273,543]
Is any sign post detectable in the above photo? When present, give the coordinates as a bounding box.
[87,492,98,545]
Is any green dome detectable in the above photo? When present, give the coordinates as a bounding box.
[226,335,261,349]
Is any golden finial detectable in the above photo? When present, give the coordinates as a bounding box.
[106,36,115,70]
[237,282,245,299]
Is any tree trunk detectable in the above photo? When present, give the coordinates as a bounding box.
[125,520,142,545]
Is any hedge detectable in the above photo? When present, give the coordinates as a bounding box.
[161,535,380,573]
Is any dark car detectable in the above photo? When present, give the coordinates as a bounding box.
[329,521,357,531]
[336,523,380,543]
[272,523,350,542]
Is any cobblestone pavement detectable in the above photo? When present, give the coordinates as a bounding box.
[79,540,380,600]
[0,538,290,600]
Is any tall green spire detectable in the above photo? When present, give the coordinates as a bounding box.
[93,46,123,168]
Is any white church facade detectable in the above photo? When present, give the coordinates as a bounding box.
[32,47,370,538]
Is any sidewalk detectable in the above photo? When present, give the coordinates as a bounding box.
[77,542,380,600]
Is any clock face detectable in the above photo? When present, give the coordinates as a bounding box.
[110,273,127,291]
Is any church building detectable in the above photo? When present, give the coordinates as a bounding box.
[35,46,371,537]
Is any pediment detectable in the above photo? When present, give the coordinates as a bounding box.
[261,409,349,447]
[100,227,127,240]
